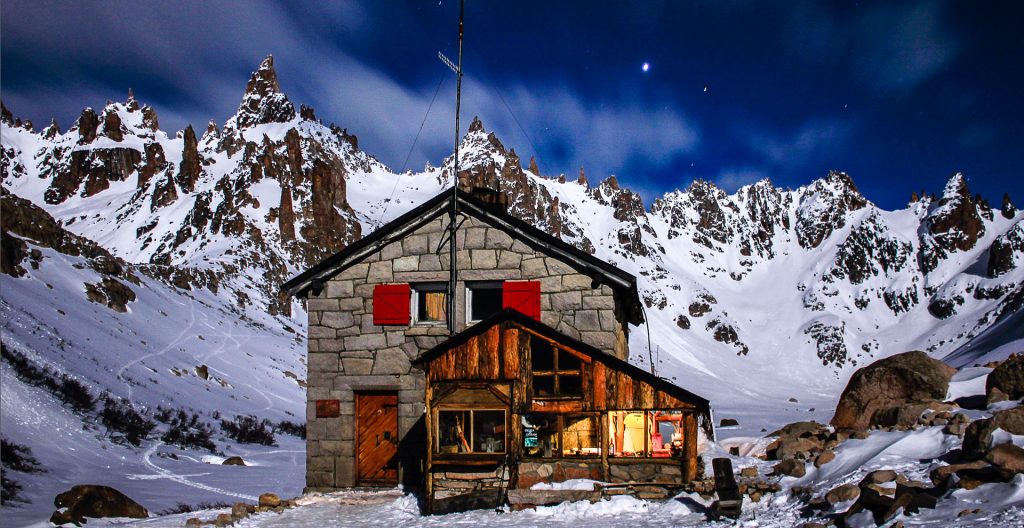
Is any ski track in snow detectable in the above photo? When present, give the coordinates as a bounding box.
[138,442,258,502]
[116,295,196,406]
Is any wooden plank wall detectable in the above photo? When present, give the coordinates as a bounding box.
[425,322,699,413]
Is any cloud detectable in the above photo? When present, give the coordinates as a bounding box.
[785,0,962,96]
[713,168,768,193]
[746,118,855,166]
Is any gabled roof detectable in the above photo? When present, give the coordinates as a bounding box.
[282,188,644,324]
[412,308,710,412]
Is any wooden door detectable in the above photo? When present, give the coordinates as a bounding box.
[356,392,399,485]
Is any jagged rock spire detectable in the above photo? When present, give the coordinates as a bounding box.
[1003,193,1017,219]
[0,100,12,125]
[232,54,296,129]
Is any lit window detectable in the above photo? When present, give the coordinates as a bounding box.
[521,413,601,458]
[607,410,685,458]
[436,409,506,454]
[412,283,447,324]
[531,336,583,399]
[522,414,559,458]
[466,282,503,322]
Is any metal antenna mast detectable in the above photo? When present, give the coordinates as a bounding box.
[438,0,465,335]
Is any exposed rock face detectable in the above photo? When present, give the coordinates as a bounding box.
[101,108,124,141]
[987,221,1024,277]
[920,173,986,273]
[1003,193,1017,219]
[831,351,955,431]
[1,100,13,124]
[794,171,868,249]
[232,55,296,129]
[986,353,1024,404]
[76,107,100,144]
[50,485,148,525]
[177,125,202,193]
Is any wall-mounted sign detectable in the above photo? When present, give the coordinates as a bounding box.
[316,399,341,418]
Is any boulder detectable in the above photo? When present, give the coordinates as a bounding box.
[740,466,758,478]
[930,460,988,487]
[961,407,1024,460]
[765,421,830,461]
[771,459,806,478]
[862,469,898,485]
[258,492,281,508]
[987,353,1024,404]
[222,456,246,466]
[831,351,955,431]
[986,443,1024,476]
[50,485,148,525]
[825,483,860,505]
[719,418,739,427]
[814,450,836,468]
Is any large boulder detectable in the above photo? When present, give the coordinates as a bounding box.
[987,353,1024,404]
[50,485,148,525]
[831,351,955,431]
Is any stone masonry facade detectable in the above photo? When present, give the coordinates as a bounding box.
[305,213,632,489]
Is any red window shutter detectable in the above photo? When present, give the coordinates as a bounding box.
[502,281,541,320]
[373,284,411,325]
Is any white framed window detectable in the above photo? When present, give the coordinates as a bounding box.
[466,281,503,323]
[411,283,447,324]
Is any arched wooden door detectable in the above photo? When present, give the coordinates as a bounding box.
[355,392,399,486]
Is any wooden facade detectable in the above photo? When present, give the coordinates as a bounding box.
[415,309,712,513]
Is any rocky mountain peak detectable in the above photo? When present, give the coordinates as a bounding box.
[76,108,100,144]
[794,170,868,249]
[1003,193,1017,219]
[231,55,296,129]
[1,101,13,125]
[924,172,985,255]
[577,167,588,187]
[42,119,61,139]
[468,115,484,133]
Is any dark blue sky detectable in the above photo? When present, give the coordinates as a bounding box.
[3,1,1022,209]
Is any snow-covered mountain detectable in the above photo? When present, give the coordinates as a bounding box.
[2,55,1023,520]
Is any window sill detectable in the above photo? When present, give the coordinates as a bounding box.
[432,454,506,466]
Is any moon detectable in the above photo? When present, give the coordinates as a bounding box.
[642,62,650,72]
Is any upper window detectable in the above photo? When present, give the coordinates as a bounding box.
[466,282,503,322]
[531,336,583,399]
[412,283,447,324]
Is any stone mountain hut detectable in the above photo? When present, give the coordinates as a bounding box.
[283,188,713,513]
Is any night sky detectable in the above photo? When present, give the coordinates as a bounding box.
[3,1,1022,209]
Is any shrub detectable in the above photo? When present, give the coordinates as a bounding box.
[161,410,216,452]
[99,394,156,446]
[1,437,44,506]
[1,343,95,413]
[220,415,276,446]
[157,501,230,515]
[275,420,306,439]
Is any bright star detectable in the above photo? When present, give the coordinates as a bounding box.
[642,62,650,72]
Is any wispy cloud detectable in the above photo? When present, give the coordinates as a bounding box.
[746,118,855,166]
[713,168,768,193]
[785,0,962,96]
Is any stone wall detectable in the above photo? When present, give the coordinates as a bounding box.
[432,467,509,500]
[516,460,603,489]
[305,214,631,489]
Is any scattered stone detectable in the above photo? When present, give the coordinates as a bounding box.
[862,469,898,485]
[772,459,806,478]
[196,364,209,380]
[825,483,860,505]
[214,512,234,526]
[789,397,799,403]
[719,418,739,427]
[831,351,955,431]
[958,508,982,517]
[258,492,281,508]
[49,485,148,526]
[185,518,202,527]
[814,450,835,468]
[222,456,246,466]
[740,467,758,478]
[986,443,1024,476]
[961,407,1024,460]
[987,353,1024,404]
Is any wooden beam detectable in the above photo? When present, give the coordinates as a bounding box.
[683,412,698,482]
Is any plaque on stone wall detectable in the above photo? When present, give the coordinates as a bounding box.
[316,399,340,418]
